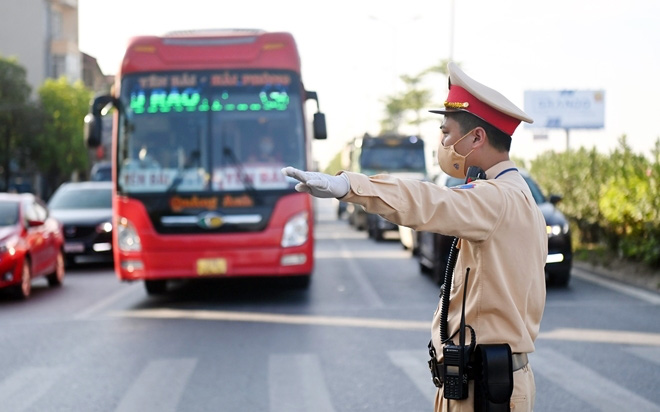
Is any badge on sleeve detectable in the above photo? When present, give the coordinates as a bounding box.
[454,183,476,189]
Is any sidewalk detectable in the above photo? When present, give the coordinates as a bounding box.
[573,260,660,293]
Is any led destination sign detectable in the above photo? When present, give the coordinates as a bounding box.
[129,89,290,114]
[127,71,293,115]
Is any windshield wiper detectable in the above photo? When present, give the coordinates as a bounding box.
[164,151,201,194]
[222,146,256,193]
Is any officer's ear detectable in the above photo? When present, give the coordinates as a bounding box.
[471,127,487,149]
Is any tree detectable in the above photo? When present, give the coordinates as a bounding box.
[0,56,39,191]
[379,94,406,133]
[36,77,92,195]
[399,73,433,135]
[378,58,454,136]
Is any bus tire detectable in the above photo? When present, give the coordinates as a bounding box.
[144,279,168,295]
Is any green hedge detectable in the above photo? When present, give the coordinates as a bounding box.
[529,136,660,268]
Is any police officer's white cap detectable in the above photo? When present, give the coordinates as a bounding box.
[430,62,533,136]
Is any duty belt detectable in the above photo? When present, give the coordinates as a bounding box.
[429,352,529,388]
[511,352,528,372]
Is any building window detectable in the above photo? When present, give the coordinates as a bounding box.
[51,10,62,39]
[52,55,65,78]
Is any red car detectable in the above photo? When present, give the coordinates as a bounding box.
[0,193,66,299]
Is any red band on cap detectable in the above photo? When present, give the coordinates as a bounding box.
[445,86,520,135]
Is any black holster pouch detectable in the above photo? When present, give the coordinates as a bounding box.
[473,344,514,412]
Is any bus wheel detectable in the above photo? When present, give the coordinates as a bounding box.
[144,280,168,295]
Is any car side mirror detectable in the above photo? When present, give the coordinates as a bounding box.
[27,219,45,227]
[549,194,562,205]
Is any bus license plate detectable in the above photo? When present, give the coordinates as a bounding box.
[196,258,227,275]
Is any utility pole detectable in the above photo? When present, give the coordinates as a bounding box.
[449,0,455,61]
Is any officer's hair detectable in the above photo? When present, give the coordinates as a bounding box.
[449,112,512,152]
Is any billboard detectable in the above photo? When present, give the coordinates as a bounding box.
[524,90,605,129]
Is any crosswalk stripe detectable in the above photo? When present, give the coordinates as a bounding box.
[115,358,197,412]
[269,354,336,412]
[531,348,660,412]
[0,366,65,412]
[387,350,437,403]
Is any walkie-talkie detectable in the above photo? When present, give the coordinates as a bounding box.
[442,268,473,399]
[465,166,487,183]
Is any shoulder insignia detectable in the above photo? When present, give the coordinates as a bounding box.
[453,183,476,189]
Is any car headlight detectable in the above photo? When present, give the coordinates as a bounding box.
[117,217,141,252]
[0,235,19,256]
[281,212,308,247]
[547,223,569,237]
[96,221,113,233]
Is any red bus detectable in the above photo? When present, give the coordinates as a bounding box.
[84,29,326,294]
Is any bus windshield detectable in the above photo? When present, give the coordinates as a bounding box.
[116,69,305,194]
[359,146,426,175]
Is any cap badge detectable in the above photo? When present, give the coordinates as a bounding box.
[444,101,470,109]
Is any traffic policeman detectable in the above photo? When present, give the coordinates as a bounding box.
[282,62,547,412]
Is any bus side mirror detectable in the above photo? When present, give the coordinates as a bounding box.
[84,95,115,148]
[305,90,327,140]
[313,112,327,140]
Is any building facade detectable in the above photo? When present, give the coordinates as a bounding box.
[0,0,81,96]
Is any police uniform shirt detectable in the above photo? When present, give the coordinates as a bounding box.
[339,160,547,357]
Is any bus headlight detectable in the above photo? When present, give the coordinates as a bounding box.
[281,212,308,247]
[117,217,142,252]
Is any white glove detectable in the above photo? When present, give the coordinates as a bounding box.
[281,167,350,198]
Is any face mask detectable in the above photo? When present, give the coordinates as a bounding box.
[437,128,475,179]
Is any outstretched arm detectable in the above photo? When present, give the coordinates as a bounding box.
[282,167,350,198]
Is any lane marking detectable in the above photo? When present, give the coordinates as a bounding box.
[114,309,660,347]
[531,347,660,412]
[74,282,143,320]
[269,354,336,412]
[388,350,437,403]
[115,358,196,412]
[315,250,412,259]
[539,328,660,346]
[0,367,65,412]
[116,308,429,331]
[572,267,660,305]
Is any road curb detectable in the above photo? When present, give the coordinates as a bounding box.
[573,260,660,294]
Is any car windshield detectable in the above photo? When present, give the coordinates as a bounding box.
[49,188,112,209]
[91,164,111,181]
[522,176,546,205]
[0,201,19,226]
